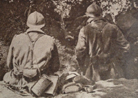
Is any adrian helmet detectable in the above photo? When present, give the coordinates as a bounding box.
[27,11,45,28]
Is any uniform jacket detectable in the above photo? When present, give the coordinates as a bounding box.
[75,18,130,79]
[7,28,60,76]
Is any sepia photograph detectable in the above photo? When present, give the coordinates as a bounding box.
[0,0,138,98]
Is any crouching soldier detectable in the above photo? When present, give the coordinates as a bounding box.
[3,11,60,96]
[75,3,130,82]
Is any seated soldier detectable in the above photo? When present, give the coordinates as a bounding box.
[3,11,60,95]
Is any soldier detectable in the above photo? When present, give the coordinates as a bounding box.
[3,11,60,94]
[75,2,129,81]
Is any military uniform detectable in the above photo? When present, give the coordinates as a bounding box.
[3,11,60,90]
[75,3,129,81]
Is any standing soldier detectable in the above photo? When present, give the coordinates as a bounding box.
[75,2,129,81]
[3,11,60,95]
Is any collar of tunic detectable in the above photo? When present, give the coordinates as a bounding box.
[25,28,45,34]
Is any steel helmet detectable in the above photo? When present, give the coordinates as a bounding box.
[27,11,45,28]
[86,2,102,17]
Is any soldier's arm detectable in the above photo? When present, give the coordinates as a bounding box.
[7,35,16,69]
[115,25,130,53]
[75,27,88,66]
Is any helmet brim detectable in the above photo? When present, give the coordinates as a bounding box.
[85,13,95,18]
[27,22,45,29]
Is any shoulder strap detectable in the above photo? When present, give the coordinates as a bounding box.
[27,33,44,43]
[26,33,45,67]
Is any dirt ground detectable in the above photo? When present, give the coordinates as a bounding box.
[0,78,138,98]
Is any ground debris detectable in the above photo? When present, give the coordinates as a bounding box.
[0,78,138,98]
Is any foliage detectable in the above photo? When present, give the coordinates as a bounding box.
[53,0,83,19]
[0,0,137,44]
[100,0,132,22]
[55,39,78,72]
[53,0,134,22]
